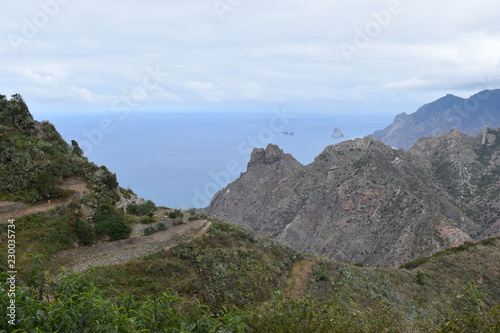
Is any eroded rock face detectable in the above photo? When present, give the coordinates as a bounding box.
[205,129,500,267]
[115,189,146,212]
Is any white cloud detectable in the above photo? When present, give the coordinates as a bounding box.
[1,0,500,114]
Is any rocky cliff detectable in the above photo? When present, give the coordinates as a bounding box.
[205,128,500,267]
[372,89,500,149]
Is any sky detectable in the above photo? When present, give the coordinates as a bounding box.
[2,0,500,116]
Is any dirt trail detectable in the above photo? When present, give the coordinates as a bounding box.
[52,219,212,273]
[285,260,316,299]
[0,179,90,223]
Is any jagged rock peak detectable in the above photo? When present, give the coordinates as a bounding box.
[449,128,466,138]
[248,144,301,169]
[479,126,496,146]
[341,135,375,149]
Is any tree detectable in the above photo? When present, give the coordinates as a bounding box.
[71,140,84,157]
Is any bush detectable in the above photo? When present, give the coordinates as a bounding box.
[168,209,184,219]
[95,204,131,241]
[143,226,157,236]
[173,220,185,226]
[139,217,157,224]
[416,271,425,285]
[127,200,156,216]
[73,218,95,246]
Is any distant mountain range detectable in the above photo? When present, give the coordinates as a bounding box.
[372,89,500,149]
[205,127,500,267]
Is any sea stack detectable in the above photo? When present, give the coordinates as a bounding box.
[331,127,345,138]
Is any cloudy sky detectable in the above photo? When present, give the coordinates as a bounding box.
[2,0,500,116]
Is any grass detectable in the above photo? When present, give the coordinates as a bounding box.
[93,221,302,312]
[0,203,85,271]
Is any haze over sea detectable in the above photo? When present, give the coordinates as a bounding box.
[45,111,393,209]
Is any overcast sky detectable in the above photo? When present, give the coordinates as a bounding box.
[2,0,500,116]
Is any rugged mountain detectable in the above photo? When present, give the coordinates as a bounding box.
[372,89,500,149]
[204,129,500,267]
[410,127,500,239]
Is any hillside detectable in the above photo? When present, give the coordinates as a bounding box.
[372,89,500,149]
[2,220,499,332]
[205,129,499,267]
[410,127,500,239]
[0,94,147,270]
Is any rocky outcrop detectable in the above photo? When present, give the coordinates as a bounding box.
[205,129,499,267]
[115,189,146,212]
[372,90,500,149]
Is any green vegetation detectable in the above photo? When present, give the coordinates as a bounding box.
[0,204,82,270]
[81,166,121,208]
[95,204,131,241]
[0,202,136,272]
[187,208,207,221]
[73,217,95,246]
[139,216,157,224]
[127,200,156,216]
[399,237,498,270]
[143,223,166,236]
[0,256,252,332]
[96,221,301,312]
[143,225,158,236]
[2,236,499,332]
[168,209,184,219]
[0,95,89,203]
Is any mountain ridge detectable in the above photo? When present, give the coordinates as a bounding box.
[372,89,500,149]
[205,127,499,267]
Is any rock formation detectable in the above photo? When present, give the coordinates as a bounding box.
[205,128,500,267]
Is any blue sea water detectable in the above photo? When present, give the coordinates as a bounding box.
[45,111,393,209]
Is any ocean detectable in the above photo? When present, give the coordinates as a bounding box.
[44,110,393,209]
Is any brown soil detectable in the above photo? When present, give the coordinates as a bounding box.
[0,178,90,223]
[285,259,316,299]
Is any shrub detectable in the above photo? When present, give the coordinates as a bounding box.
[127,200,156,216]
[172,220,185,227]
[143,226,157,236]
[73,218,95,246]
[95,204,131,241]
[416,271,425,285]
[139,217,157,224]
[168,209,184,219]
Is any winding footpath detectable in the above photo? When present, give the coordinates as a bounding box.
[53,219,212,273]
[0,180,90,223]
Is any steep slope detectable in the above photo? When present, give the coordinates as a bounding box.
[0,94,145,270]
[372,89,500,149]
[410,127,500,239]
[205,135,487,267]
